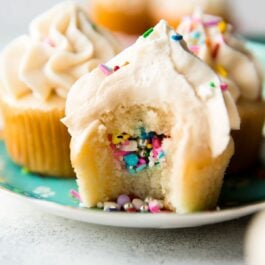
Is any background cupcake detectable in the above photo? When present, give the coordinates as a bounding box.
[0,1,120,178]
[88,0,151,35]
[149,0,231,28]
[178,11,265,173]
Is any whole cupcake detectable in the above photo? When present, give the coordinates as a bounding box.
[63,21,240,213]
[0,1,120,178]
[177,11,265,173]
[149,0,230,28]
[88,0,151,35]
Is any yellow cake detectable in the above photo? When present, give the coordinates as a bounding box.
[178,12,265,173]
[0,1,120,178]
[88,0,151,35]
[63,21,240,213]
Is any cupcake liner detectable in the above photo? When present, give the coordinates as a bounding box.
[1,99,74,178]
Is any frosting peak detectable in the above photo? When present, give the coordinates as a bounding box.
[0,1,120,101]
[64,20,240,158]
[177,12,263,101]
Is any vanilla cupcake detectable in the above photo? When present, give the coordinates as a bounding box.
[88,0,151,35]
[178,12,265,173]
[63,21,240,213]
[149,0,230,28]
[0,2,120,178]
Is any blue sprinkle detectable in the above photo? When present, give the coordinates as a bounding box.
[127,166,136,175]
[124,154,139,167]
[136,164,148,173]
[158,151,165,159]
[139,127,148,139]
[192,31,201,39]
[171,34,183,41]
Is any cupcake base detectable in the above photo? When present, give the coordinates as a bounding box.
[1,95,74,178]
[229,99,265,174]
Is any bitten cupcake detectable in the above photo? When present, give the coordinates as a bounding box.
[88,0,151,35]
[177,12,265,173]
[149,0,230,28]
[0,1,120,178]
[63,21,240,213]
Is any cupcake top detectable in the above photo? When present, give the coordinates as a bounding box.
[0,1,120,102]
[64,20,240,159]
[177,11,263,101]
[150,0,228,20]
[90,0,148,14]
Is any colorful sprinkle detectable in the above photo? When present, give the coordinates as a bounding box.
[215,64,228,78]
[220,83,229,91]
[117,194,131,207]
[149,200,161,213]
[203,19,221,27]
[110,128,167,174]
[143,27,154,38]
[171,34,183,41]
[99,64,113,76]
[70,189,82,202]
[218,21,227,33]
[114,65,120,72]
[21,167,29,175]
[210,81,216,88]
[211,43,220,59]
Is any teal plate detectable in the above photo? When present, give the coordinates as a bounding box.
[0,41,265,228]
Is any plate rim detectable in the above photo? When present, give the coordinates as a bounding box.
[1,185,264,229]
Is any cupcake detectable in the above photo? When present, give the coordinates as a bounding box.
[63,21,240,213]
[149,0,230,28]
[177,12,265,173]
[88,0,151,36]
[0,2,120,178]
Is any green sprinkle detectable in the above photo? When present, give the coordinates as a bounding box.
[21,167,29,175]
[210,82,216,88]
[143,28,154,38]
[92,24,98,31]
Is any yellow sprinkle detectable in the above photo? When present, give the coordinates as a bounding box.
[147,144,152,149]
[122,133,130,141]
[215,65,228,78]
[112,134,123,145]
[218,21,227,33]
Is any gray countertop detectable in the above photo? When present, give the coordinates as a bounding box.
[0,192,250,265]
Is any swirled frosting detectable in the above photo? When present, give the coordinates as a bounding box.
[64,20,240,159]
[0,1,120,101]
[177,12,263,101]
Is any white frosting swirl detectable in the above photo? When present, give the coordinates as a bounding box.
[64,20,240,159]
[0,1,120,101]
[177,12,263,101]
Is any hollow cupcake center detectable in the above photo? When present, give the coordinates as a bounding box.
[110,127,167,174]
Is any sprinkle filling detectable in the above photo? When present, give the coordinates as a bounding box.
[110,128,167,174]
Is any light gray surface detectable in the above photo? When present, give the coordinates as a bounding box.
[0,192,249,265]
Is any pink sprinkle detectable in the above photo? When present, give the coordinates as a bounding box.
[114,150,131,157]
[123,140,130,146]
[152,138,161,149]
[99,64,113,76]
[190,46,200,53]
[203,19,221,27]
[70,189,82,202]
[149,201,161,213]
[138,158,147,165]
[44,38,56,47]
[114,65,120,72]
[220,83,228,91]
